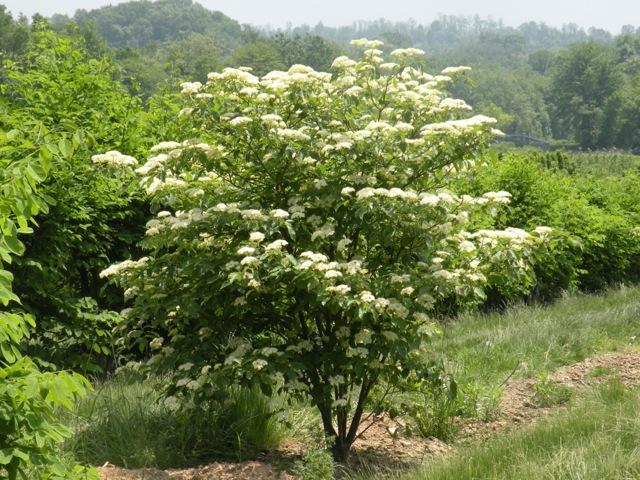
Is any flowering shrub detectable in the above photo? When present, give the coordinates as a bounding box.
[104,39,550,460]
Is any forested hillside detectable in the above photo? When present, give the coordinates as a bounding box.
[72,0,243,50]
[27,0,640,150]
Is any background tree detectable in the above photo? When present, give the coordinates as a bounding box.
[548,43,622,149]
[1,25,151,372]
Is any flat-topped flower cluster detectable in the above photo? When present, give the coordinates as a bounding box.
[99,39,553,458]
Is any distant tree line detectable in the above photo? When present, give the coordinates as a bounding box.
[2,0,640,150]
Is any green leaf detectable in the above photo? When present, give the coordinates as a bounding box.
[58,139,73,159]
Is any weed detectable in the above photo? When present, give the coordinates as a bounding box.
[588,365,615,378]
[292,442,335,480]
[532,372,573,408]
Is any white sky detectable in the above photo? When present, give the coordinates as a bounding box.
[2,0,638,33]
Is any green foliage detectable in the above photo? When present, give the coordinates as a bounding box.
[401,377,500,440]
[74,0,243,50]
[227,40,286,76]
[404,378,460,442]
[103,40,552,461]
[532,372,574,408]
[548,43,623,149]
[0,6,29,59]
[1,26,150,372]
[0,115,94,479]
[68,374,286,468]
[273,34,344,72]
[0,358,93,479]
[458,150,640,298]
[292,443,336,480]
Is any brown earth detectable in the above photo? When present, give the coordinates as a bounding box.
[463,350,640,439]
[98,350,640,480]
[97,462,295,480]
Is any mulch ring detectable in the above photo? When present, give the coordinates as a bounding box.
[98,461,295,480]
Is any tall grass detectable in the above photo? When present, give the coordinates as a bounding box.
[396,379,640,480]
[433,285,640,388]
[65,375,287,469]
[398,286,640,442]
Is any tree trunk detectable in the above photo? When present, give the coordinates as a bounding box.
[331,435,352,462]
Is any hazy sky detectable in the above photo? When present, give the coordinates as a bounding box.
[2,0,638,33]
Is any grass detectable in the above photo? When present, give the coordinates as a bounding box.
[65,374,289,469]
[397,286,640,440]
[432,285,640,390]
[350,286,640,478]
[393,379,640,480]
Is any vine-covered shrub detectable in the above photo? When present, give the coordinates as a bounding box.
[103,40,551,460]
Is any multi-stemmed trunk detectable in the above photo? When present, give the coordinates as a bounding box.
[313,377,374,462]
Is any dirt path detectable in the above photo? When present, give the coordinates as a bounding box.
[463,350,640,439]
[98,350,640,480]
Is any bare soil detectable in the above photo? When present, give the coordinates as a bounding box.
[98,350,640,480]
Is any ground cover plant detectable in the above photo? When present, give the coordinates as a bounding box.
[66,375,287,468]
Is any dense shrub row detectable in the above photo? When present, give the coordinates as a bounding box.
[455,150,640,305]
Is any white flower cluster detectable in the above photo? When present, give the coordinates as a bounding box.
[463,227,535,250]
[441,66,472,75]
[138,141,223,180]
[208,67,260,86]
[420,115,498,136]
[331,56,357,69]
[91,150,137,167]
[390,48,425,58]
[150,141,182,152]
[326,284,351,295]
[230,116,253,127]
[144,176,188,195]
[135,153,168,176]
[259,66,332,93]
[261,114,286,128]
[438,98,472,111]
[180,81,203,94]
[99,257,149,278]
[353,187,511,208]
[350,38,385,49]
[277,128,311,142]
